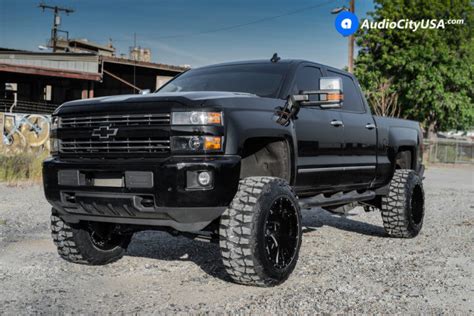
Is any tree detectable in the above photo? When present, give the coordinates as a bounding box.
[365,76,400,117]
[354,0,474,138]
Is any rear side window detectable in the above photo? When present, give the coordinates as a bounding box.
[292,66,322,93]
[327,70,365,112]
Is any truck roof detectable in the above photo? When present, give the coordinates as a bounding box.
[194,58,352,78]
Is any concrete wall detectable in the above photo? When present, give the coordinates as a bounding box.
[1,112,51,154]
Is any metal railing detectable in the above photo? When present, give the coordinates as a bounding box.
[0,98,58,114]
[424,139,473,164]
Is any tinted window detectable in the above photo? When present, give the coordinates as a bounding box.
[292,66,322,93]
[327,70,365,112]
[157,64,289,98]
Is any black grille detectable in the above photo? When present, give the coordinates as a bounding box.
[60,113,170,128]
[60,137,170,155]
[58,113,170,157]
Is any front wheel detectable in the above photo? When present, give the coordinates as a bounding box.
[51,211,131,265]
[219,177,302,286]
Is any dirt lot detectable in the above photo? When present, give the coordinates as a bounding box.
[0,167,472,314]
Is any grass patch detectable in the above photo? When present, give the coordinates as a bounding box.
[0,151,49,184]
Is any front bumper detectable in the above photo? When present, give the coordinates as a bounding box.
[43,155,240,231]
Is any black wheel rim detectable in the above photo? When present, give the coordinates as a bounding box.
[410,184,424,225]
[264,196,299,270]
[88,223,122,251]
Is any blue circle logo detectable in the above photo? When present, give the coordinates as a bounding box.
[335,11,359,36]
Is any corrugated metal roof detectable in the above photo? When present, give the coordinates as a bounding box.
[0,51,99,74]
[0,50,187,74]
[0,63,101,81]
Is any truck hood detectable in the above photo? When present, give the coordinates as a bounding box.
[55,91,259,115]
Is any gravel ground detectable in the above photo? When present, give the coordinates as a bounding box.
[0,167,472,314]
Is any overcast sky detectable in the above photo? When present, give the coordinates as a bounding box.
[0,0,375,68]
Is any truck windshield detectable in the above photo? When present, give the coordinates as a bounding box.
[157,63,289,98]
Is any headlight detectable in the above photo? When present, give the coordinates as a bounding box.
[171,136,222,152]
[171,112,222,125]
[50,137,59,155]
[51,116,60,130]
[50,116,59,155]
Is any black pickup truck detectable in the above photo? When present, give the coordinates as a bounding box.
[44,57,425,286]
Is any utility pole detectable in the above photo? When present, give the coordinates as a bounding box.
[133,33,137,94]
[38,2,74,52]
[331,0,356,73]
[348,0,355,73]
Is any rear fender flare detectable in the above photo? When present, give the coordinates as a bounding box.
[387,127,418,160]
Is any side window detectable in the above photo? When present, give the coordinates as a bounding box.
[292,66,322,93]
[327,70,365,112]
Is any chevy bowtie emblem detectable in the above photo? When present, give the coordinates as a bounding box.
[92,126,118,139]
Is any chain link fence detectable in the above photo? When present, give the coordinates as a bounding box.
[0,98,58,115]
[424,139,473,165]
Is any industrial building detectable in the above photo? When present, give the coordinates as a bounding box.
[0,2,189,114]
[0,47,187,114]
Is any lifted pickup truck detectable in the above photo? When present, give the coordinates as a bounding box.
[44,57,425,286]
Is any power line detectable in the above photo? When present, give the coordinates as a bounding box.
[38,2,75,52]
[147,0,335,40]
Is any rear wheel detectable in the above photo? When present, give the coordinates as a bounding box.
[219,177,302,286]
[51,211,131,265]
[381,169,425,238]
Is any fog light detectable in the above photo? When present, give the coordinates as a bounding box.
[197,171,211,186]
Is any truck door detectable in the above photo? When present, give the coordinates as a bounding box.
[326,70,377,187]
[292,65,345,191]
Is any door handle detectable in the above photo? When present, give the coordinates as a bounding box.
[365,123,376,130]
[331,120,344,127]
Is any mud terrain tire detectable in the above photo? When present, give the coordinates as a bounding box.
[381,169,425,238]
[219,177,302,286]
[51,212,131,265]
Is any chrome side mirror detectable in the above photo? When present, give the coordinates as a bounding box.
[294,77,344,109]
[140,89,151,95]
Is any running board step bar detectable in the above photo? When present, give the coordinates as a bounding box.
[298,190,376,209]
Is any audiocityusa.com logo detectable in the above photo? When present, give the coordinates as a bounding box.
[335,11,359,36]
[335,11,464,36]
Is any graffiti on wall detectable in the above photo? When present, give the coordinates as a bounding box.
[1,112,51,154]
